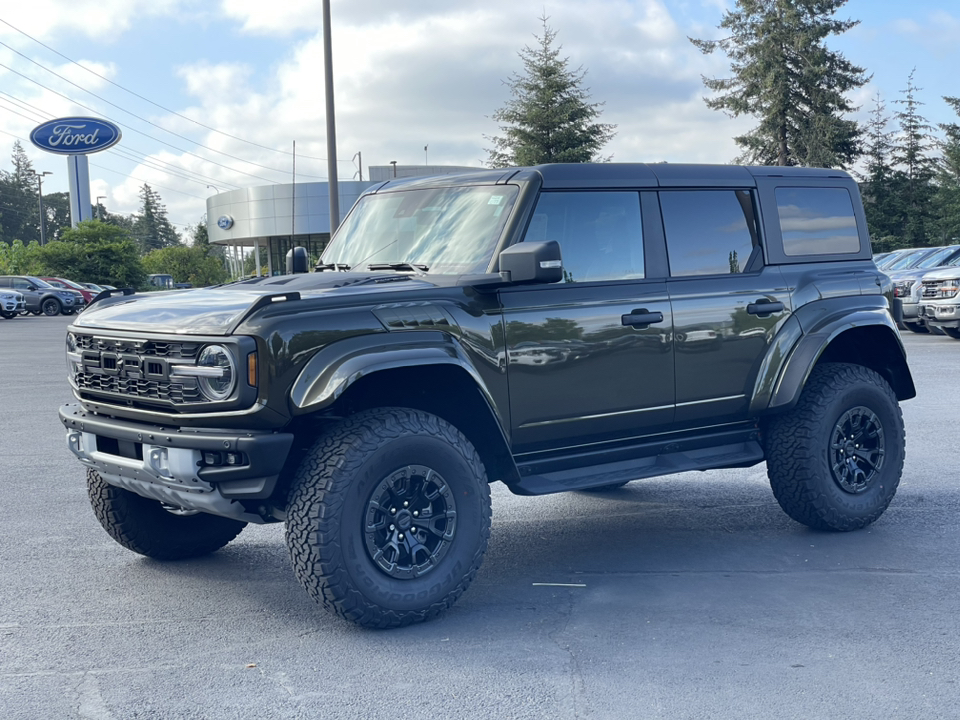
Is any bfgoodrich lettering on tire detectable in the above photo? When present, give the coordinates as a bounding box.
[285,407,492,628]
[764,362,905,531]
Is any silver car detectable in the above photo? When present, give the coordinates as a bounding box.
[0,289,26,319]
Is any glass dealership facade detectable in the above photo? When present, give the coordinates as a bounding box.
[206,165,477,276]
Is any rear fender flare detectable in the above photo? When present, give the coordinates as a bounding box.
[761,302,915,413]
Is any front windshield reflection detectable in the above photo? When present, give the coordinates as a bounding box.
[322,185,519,274]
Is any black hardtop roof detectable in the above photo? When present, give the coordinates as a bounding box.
[372,163,853,193]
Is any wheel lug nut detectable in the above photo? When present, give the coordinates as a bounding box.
[389,524,395,531]
[403,501,409,508]
[390,508,396,514]
[413,511,419,517]
[399,534,404,540]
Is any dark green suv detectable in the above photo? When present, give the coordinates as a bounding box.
[60,164,914,628]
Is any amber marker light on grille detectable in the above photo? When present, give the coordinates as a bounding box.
[247,352,258,387]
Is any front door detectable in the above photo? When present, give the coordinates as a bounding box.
[501,190,674,454]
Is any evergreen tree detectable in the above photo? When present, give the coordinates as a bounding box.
[859,93,901,250]
[892,71,938,246]
[486,16,616,168]
[133,184,180,251]
[691,0,867,168]
[0,141,41,244]
[934,96,960,244]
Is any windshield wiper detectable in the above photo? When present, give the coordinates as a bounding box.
[315,262,351,272]
[367,262,429,274]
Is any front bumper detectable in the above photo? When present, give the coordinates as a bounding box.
[920,303,960,329]
[59,403,294,522]
[1,298,24,313]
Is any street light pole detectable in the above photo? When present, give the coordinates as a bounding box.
[32,171,52,245]
[322,0,340,232]
[96,195,106,221]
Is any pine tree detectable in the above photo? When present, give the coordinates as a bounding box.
[691,0,867,168]
[133,184,180,251]
[892,71,938,246]
[859,93,901,250]
[934,96,960,244]
[0,141,41,244]
[486,16,616,168]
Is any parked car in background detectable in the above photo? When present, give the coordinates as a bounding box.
[876,249,914,270]
[919,266,960,339]
[891,246,960,332]
[884,247,944,273]
[0,288,25,319]
[147,274,174,289]
[41,277,94,306]
[0,276,80,316]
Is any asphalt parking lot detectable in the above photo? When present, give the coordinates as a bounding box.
[3,314,960,719]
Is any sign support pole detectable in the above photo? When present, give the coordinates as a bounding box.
[67,154,92,227]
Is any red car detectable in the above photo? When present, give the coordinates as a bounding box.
[41,277,95,304]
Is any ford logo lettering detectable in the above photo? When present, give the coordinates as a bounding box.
[30,117,122,155]
[217,215,234,230]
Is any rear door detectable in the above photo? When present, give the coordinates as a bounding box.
[501,189,674,454]
[659,189,791,427]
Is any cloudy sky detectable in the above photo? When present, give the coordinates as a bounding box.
[0,0,957,235]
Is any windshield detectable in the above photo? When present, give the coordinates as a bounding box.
[916,246,959,268]
[27,277,53,288]
[887,250,930,271]
[322,185,520,274]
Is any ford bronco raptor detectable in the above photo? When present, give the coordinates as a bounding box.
[60,163,914,628]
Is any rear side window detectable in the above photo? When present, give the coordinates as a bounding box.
[525,191,644,282]
[776,187,860,256]
[660,190,759,276]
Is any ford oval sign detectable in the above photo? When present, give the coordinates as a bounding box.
[217,215,234,230]
[30,117,122,155]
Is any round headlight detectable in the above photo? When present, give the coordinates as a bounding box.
[197,345,236,401]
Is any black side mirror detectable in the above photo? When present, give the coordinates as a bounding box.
[286,247,309,274]
[27,285,37,291]
[498,241,563,285]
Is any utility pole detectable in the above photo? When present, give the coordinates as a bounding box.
[96,195,106,220]
[322,0,340,232]
[32,171,52,245]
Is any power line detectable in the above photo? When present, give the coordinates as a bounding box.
[0,60,288,184]
[0,91,243,190]
[0,39,332,180]
[0,16,349,165]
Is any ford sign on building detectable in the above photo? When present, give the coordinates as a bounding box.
[29,117,121,155]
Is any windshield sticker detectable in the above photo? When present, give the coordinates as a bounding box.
[488,195,504,205]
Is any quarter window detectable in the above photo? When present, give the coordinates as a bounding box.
[776,187,860,256]
[524,191,644,282]
[661,190,760,276]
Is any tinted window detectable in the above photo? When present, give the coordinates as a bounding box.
[12,278,30,290]
[776,187,860,256]
[524,191,644,282]
[661,190,759,276]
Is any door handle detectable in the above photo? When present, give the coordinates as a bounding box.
[746,300,784,317]
[621,309,664,328]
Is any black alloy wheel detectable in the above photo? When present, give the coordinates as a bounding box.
[41,298,61,316]
[363,464,457,580]
[829,406,885,494]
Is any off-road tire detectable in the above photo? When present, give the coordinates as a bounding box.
[903,321,928,334]
[87,469,247,559]
[41,298,61,316]
[942,328,960,340]
[764,363,904,531]
[286,407,492,629]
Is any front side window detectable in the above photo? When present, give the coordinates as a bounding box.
[322,185,519,274]
[776,187,860,256]
[524,191,644,282]
[661,190,759,276]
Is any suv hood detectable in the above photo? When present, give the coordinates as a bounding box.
[921,266,960,282]
[72,272,438,335]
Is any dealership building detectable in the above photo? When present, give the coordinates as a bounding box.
[205,164,476,276]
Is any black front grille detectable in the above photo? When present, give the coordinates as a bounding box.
[72,332,208,408]
[76,371,202,404]
[75,334,200,360]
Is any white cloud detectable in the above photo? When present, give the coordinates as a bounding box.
[0,0,189,40]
